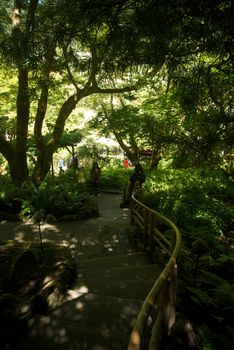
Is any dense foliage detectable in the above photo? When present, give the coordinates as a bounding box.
[0,162,233,349]
[0,1,233,349]
[143,168,233,236]
[0,172,99,222]
[0,0,138,186]
[0,0,233,185]
[141,167,234,349]
[99,166,132,191]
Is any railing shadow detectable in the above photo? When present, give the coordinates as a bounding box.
[127,191,181,350]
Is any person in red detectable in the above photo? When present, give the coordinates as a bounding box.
[123,157,129,169]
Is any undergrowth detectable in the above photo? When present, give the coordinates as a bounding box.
[142,167,234,350]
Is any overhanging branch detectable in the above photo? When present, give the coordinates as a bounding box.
[92,85,136,94]
[63,45,81,93]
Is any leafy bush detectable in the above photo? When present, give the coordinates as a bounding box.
[143,168,233,237]
[142,167,234,349]
[0,166,133,221]
[0,173,98,222]
[99,166,132,191]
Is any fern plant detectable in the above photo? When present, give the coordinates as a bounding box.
[6,242,41,281]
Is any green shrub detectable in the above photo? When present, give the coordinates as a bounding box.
[0,173,98,222]
[143,168,233,237]
[99,166,131,191]
[144,168,234,350]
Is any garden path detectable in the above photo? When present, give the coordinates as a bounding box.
[1,193,158,349]
[0,192,133,261]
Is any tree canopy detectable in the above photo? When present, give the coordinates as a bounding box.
[0,0,233,185]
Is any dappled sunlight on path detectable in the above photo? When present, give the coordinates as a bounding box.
[1,192,156,350]
[0,193,132,261]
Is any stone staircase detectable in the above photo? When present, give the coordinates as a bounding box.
[20,253,161,350]
[19,193,162,350]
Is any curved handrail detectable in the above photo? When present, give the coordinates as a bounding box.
[127,192,181,350]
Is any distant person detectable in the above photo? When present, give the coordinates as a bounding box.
[58,159,65,174]
[70,155,79,170]
[90,161,101,195]
[127,163,145,201]
[123,157,129,169]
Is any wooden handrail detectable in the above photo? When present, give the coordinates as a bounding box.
[127,192,181,350]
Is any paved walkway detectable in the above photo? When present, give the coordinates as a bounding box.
[0,193,133,263]
[1,193,161,350]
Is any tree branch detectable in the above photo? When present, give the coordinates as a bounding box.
[91,84,136,94]
[26,0,38,34]
[207,65,225,112]
[63,45,81,93]
[34,46,56,148]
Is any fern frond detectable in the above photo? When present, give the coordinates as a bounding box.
[200,270,228,286]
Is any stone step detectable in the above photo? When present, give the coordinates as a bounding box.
[20,319,128,350]
[77,263,162,282]
[21,293,146,350]
[75,244,135,261]
[73,226,136,261]
[73,275,155,300]
[78,252,150,268]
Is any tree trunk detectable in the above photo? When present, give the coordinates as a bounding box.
[14,67,30,185]
[150,147,164,169]
[32,149,53,186]
[8,1,31,186]
[0,137,22,186]
[31,94,78,185]
[112,130,139,165]
[1,67,31,187]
